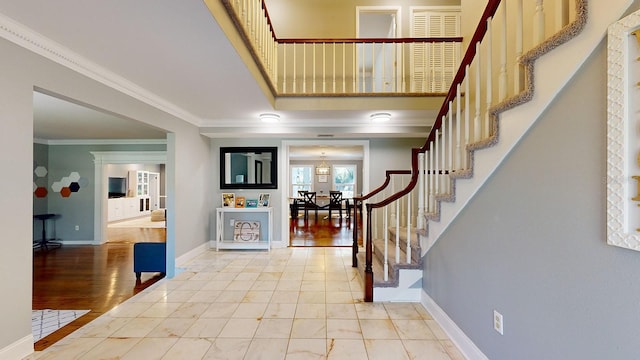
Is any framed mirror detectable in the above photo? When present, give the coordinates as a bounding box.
[220,147,278,189]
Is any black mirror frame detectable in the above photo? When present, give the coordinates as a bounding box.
[220,146,278,190]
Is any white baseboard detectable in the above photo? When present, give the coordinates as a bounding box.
[0,334,33,360]
[421,289,488,360]
[175,242,209,267]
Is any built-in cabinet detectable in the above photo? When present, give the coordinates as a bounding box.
[216,207,272,251]
[108,197,142,222]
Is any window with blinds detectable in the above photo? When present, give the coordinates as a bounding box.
[411,8,461,93]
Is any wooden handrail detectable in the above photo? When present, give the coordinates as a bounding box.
[278,37,463,44]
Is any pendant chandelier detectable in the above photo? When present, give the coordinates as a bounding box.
[316,153,330,175]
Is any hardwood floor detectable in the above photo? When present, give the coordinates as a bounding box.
[289,210,362,247]
[32,226,166,350]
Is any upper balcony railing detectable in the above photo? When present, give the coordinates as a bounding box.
[221,0,462,96]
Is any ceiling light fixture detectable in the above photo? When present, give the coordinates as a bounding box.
[370,112,391,123]
[259,113,280,123]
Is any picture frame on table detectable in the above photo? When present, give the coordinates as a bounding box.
[258,193,270,207]
[222,193,235,207]
[246,199,258,208]
[235,196,246,208]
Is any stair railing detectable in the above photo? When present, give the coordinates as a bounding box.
[358,0,580,301]
[221,0,463,95]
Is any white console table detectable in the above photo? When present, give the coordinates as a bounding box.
[216,207,272,251]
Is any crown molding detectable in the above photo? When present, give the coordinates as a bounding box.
[0,12,203,127]
[34,138,167,146]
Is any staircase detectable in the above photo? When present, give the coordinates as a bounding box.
[353,0,634,302]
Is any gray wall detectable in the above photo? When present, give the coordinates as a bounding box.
[423,39,640,358]
[33,143,48,216]
[0,35,211,352]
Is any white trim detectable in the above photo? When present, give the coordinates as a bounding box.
[281,140,370,246]
[0,334,33,360]
[607,8,640,252]
[35,138,167,146]
[0,12,201,126]
[176,242,209,267]
[356,6,402,38]
[421,290,489,360]
[90,151,167,245]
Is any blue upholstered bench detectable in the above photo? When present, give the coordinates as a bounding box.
[133,242,166,280]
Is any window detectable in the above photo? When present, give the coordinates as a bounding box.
[290,165,313,196]
[333,165,356,198]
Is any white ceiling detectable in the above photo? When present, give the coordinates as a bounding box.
[0,0,435,142]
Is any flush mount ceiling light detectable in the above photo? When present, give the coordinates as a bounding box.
[370,112,391,123]
[259,113,280,123]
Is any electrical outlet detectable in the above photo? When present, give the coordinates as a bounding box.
[230,219,235,226]
[75,225,80,231]
[493,310,504,335]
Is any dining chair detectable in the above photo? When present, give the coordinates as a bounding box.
[328,191,343,219]
[303,191,318,220]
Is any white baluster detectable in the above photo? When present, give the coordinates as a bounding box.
[474,42,481,142]
[535,0,545,45]
[485,17,493,139]
[448,101,454,174]
[456,84,462,171]
[293,43,297,93]
[395,197,400,264]
[434,130,439,197]
[406,192,411,263]
[383,206,388,282]
[313,45,316,93]
[362,43,366,92]
[303,44,306,93]
[499,3,508,101]
[342,43,346,93]
[556,0,569,31]
[402,42,406,92]
[353,44,357,93]
[441,116,447,194]
[429,144,434,211]
[333,42,336,93]
[514,0,523,94]
[417,152,425,229]
[464,65,470,169]
[322,43,326,93]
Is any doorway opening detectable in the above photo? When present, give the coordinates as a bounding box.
[283,140,369,247]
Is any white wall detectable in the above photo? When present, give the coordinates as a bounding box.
[0,36,211,354]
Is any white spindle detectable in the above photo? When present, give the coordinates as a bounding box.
[464,65,470,169]
[383,206,388,282]
[395,197,400,264]
[514,0,523,93]
[342,43,346,93]
[406,192,411,263]
[333,42,336,93]
[455,84,462,170]
[353,44,356,92]
[485,17,493,139]
[372,43,376,92]
[322,43,326,93]
[417,152,425,229]
[362,43,366,92]
[474,42,481,142]
[556,0,569,31]
[441,116,447,194]
[313,45,316,93]
[303,44,306,93]
[402,43,406,92]
[429,144,434,212]
[293,43,297,93]
[499,4,508,101]
[434,130,439,196]
[449,101,454,171]
[423,42,427,92]
[535,0,545,45]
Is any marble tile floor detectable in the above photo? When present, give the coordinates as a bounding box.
[24,247,464,360]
